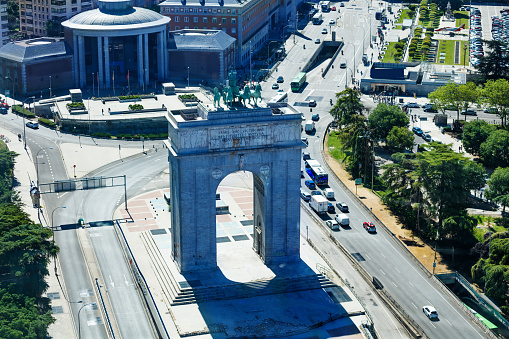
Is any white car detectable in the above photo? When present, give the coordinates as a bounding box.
[26,121,39,129]
[326,220,339,230]
[423,305,438,320]
[329,19,335,25]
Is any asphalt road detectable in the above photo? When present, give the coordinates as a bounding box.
[259,1,489,336]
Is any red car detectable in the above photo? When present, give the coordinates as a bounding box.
[331,6,336,10]
[363,222,376,233]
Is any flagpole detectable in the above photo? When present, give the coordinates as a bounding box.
[97,72,100,98]
[113,71,115,97]
[128,70,130,95]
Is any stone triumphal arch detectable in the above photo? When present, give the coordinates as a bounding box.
[166,101,304,273]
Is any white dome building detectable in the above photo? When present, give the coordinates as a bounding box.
[62,0,170,89]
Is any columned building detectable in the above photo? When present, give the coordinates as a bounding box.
[62,0,170,90]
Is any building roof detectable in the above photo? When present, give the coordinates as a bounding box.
[62,0,170,31]
[168,30,236,51]
[0,38,72,63]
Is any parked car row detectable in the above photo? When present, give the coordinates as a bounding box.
[470,7,483,67]
[491,9,509,59]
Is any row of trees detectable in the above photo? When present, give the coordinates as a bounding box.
[428,79,509,126]
[462,120,509,167]
[329,89,486,242]
[0,147,57,338]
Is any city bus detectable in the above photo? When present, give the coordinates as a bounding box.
[306,165,329,186]
[321,1,331,12]
[290,72,306,92]
[268,92,288,104]
[312,12,322,25]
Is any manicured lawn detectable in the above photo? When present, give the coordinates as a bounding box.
[436,39,467,65]
[396,9,415,24]
[382,42,402,63]
[454,11,469,28]
[327,132,347,162]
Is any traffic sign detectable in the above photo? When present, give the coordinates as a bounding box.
[355,178,362,185]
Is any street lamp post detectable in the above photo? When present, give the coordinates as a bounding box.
[187,67,190,88]
[4,76,14,106]
[36,147,53,187]
[78,302,95,339]
[49,75,52,98]
[21,96,35,149]
[51,205,66,271]
[267,41,279,69]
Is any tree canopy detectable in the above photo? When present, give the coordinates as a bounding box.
[476,40,509,81]
[486,167,509,212]
[330,88,364,126]
[461,120,496,156]
[368,103,409,141]
[428,82,478,121]
[386,126,414,152]
[479,129,509,168]
[480,79,509,127]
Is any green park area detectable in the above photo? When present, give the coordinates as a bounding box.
[436,40,468,65]
[396,9,415,24]
[454,11,469,28]
[382,41,405,63]
[417,1,442,28]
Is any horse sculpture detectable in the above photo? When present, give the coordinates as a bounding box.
[239,86,251,106]
[213,87,221,107]
[250,84,262,106]
[225,86,234,107]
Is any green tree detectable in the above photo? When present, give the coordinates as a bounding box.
[330,88,364,126]
[338,114,370,179]
[486,167,509,212]
[485,265,509,303]
[368,103,409,141]
[480,79,509,127]
[45,20,61,37]
[386,126,414,152]
[462,120,496,156]
[479,129,509,168]
[428,82,479,121]
[477,40,509,81]
[6,0,18,31]
[415,143,486,236]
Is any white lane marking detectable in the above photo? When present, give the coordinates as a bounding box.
[380,252,386,259]
[364,254,371,260]
[409,281,414,287]
[380,269,385,275]
[394,267,401,274]
[446,319,452,326]
[392,281,397,287]
[411,302,417,309]
[109,275,115,288]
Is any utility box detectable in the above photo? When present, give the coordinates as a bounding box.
[435,114,448,126]
[162,83,175,95]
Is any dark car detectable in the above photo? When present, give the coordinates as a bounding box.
[462,109,477,116]
[412,126,423,136]
[340,63,347,69]
[311,113,319,121]
[424,106,438,113]
[327,202,335,213]
[302,152,311,160]
[277,76,284,83]
[305,180,316,189]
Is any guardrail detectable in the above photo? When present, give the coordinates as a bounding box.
[113,220,170,339]
[302,202,420,338]
[95,278,116,339]
[320,123,498,338]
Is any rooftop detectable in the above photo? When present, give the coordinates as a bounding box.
[168,29,236,51]
[0,37,71,63]
[62,0,170,31]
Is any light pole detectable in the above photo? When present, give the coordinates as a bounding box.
[49,75,52,98]
[51,205,66,271]
[92,72,95,97]
[267,41,279,69]
[78,302,95,338]
[21,96,35,149]
[187,67,190,88]
[36,147,53,187]
[4,76,14,105]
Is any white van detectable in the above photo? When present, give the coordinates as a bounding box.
[324,188,334,199]
[335,213,349,227]
[305,120,315,133]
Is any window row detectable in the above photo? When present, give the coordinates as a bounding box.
[163,7,237,14]
[173,16,236,24]
[173,26,236,34]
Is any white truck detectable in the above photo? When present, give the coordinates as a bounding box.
[305,120,315,133]
[310,195,328,214]
[324,188,334,199]
[335,213,350,227]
